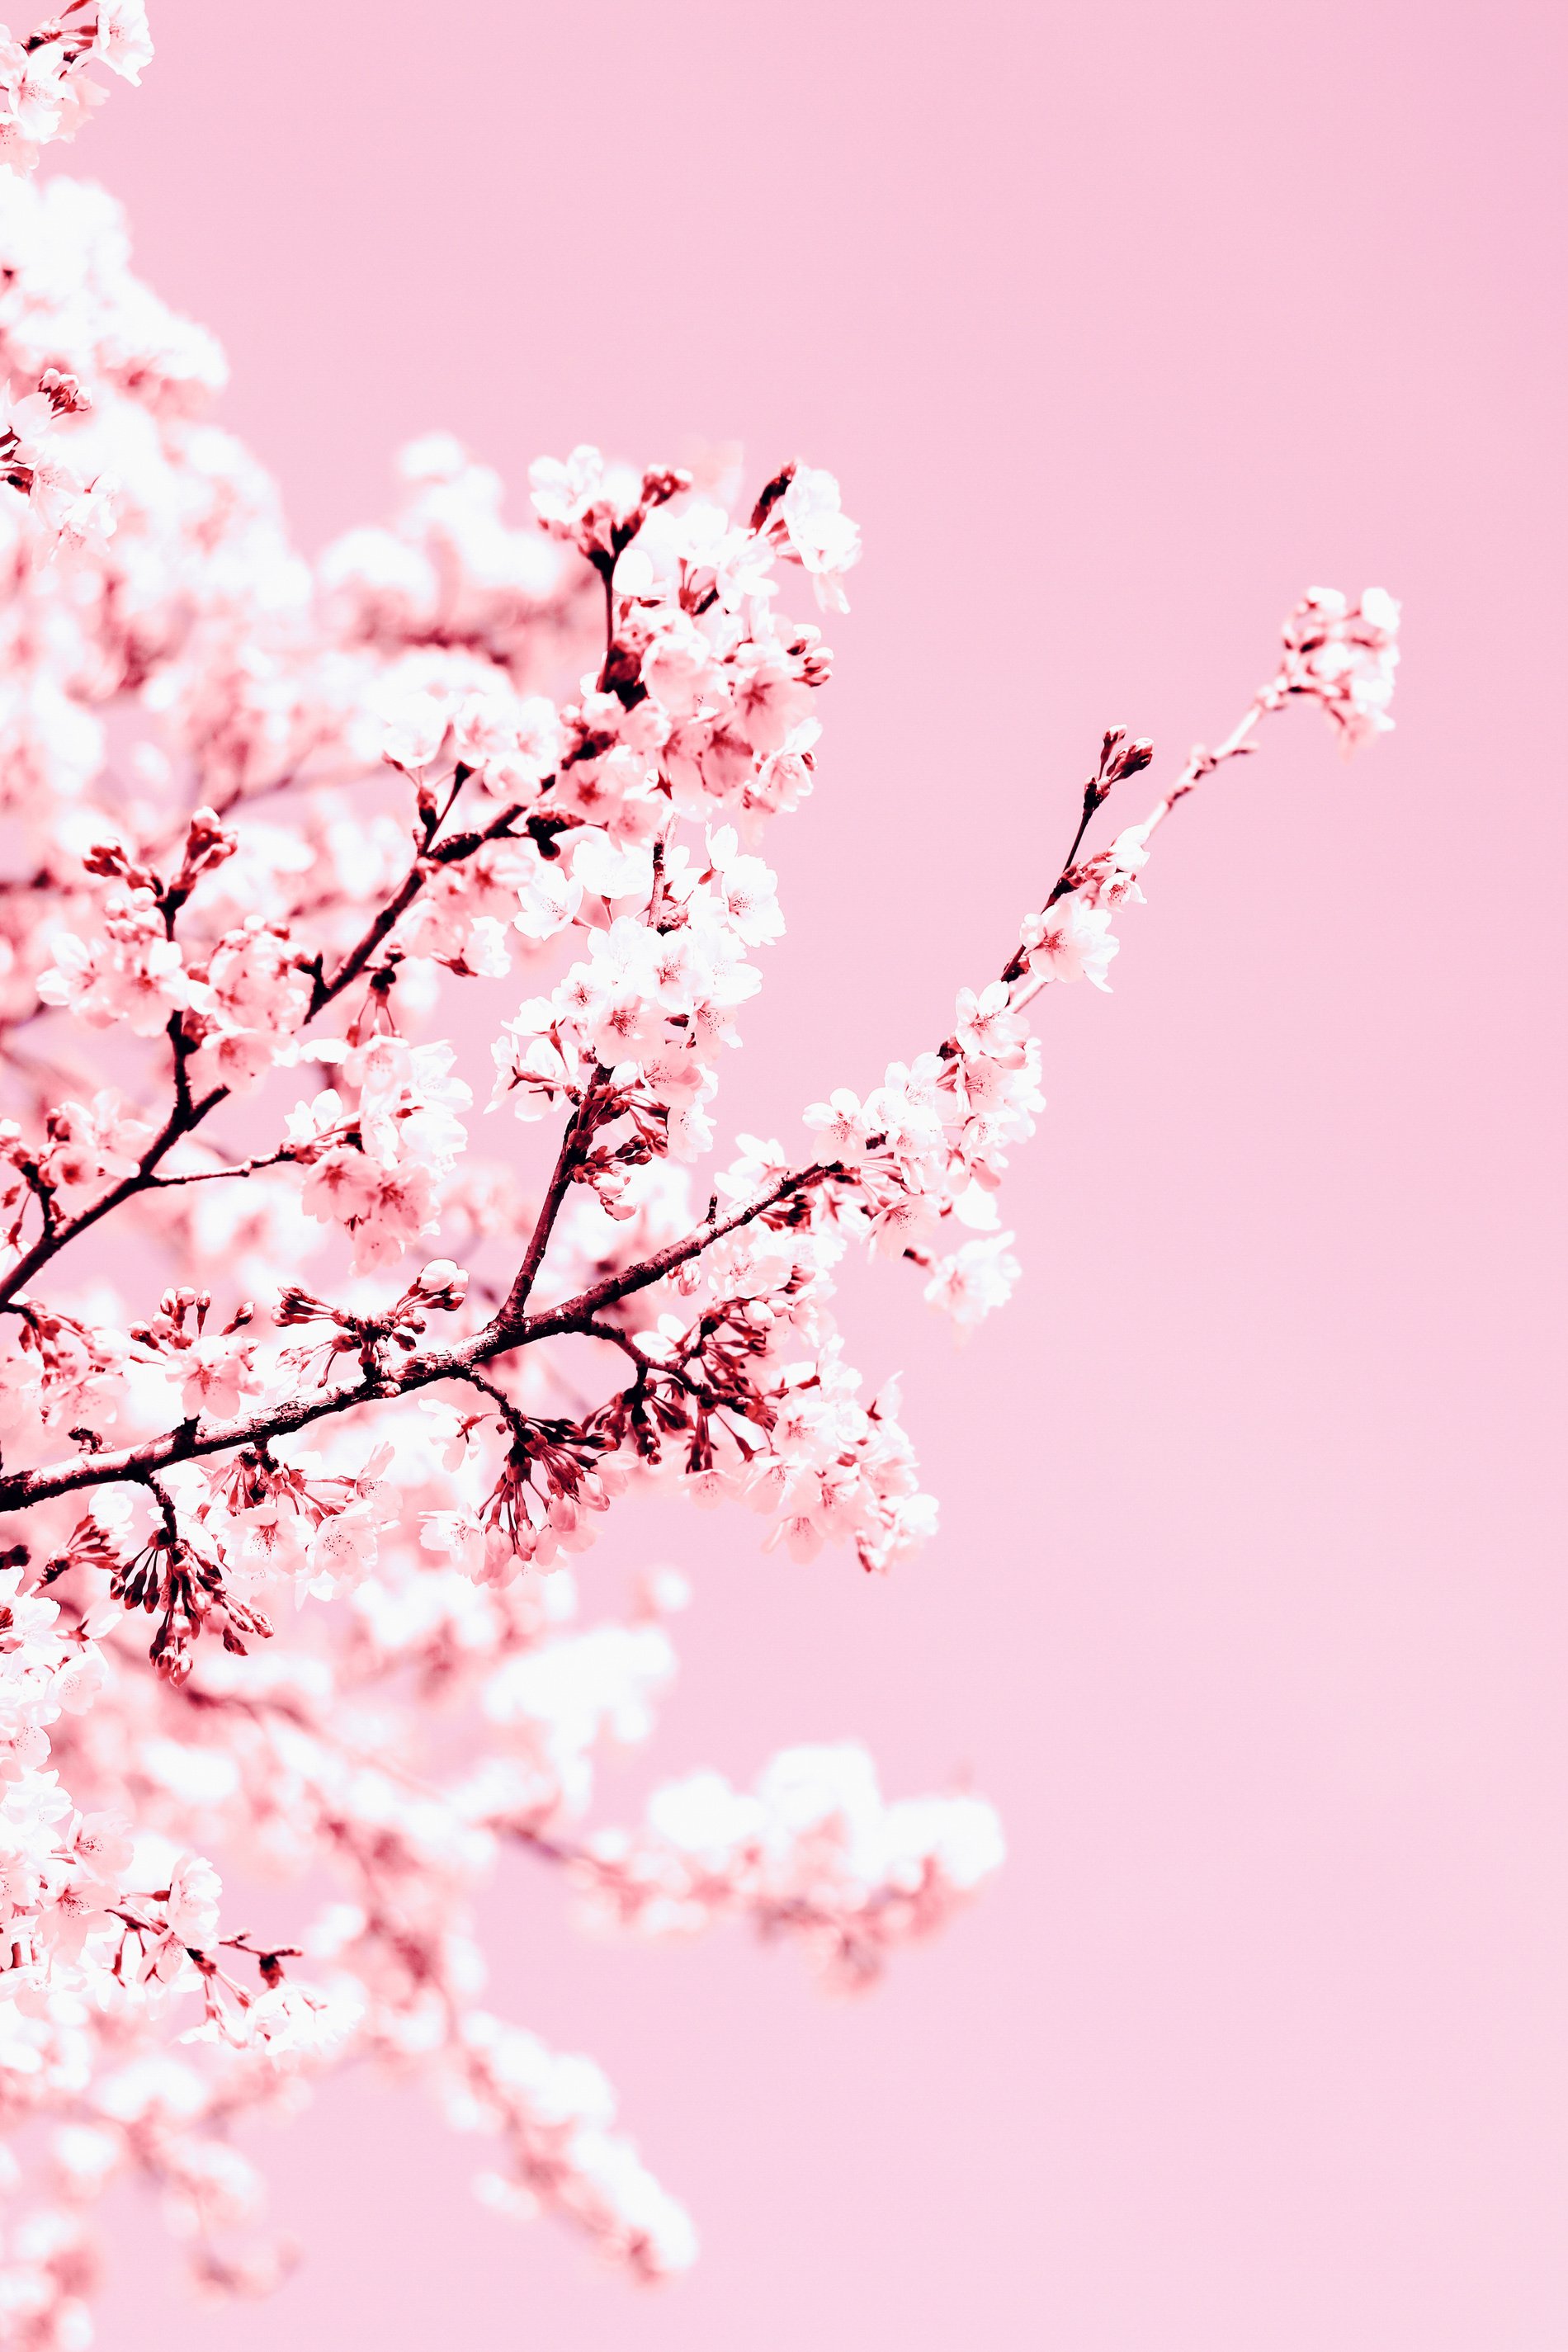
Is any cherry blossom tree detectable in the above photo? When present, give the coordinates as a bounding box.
[0,10,1401,2340]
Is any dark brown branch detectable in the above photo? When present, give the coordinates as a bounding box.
[147,1148,298,1192]
[0,792,534,1303]
[498,1074,607,1328]
[0,1160,839,1514]
[304,782,522,1017]
[446,1364,530,1440]
[0,689,1292,1521]
[517,1160,838,1339]
[0,1029,229,1309]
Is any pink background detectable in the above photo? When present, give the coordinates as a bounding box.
[70,1,1566,2344]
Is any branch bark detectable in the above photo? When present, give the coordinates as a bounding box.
[0,1159,840,1514]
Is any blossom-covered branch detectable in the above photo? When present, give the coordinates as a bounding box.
[0,8,1400,2340]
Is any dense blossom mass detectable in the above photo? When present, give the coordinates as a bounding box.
[0,12,1400,2341]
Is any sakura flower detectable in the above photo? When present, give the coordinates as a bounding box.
[285,1088,351,1151]
[303,1507,382,1599]
[179,1335,261,1424]
[299,1145,378,1224]
[527,444,659,565]
[93,1,154,83]
[344,1164,442,1273]
[0,1563,62,1653]
[1020,890,1119,989]
[718,1132,794,1200]
[490,1008,584,1120]
[243,1980,363,2063]
[380,685,455,774]
[923,1231,1022,1337]
[54,468,119,555]
[40,1090,151,1198]
[706,825,783,945]
[779,467,862,612]
[344,1034,471,1174]
[192,919,311,1088]
[863,1058,948,1164]
[36,908,195,1036]
[513,857,584,942]
[640,617,720,719]
[724,640,815,753]
[164,1855,222,1947]
[528,444,609,535]
[1070,818,1154,912]
[73,1815,133,1881]
[953,980,1024,1061]
[1281,585,1402,752]
[803,1086,871,1163]
[864,1186,941,1259]
[571,829,654,904]
[50,1646,107,1712]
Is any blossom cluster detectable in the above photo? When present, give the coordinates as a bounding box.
[0,12,1399,2342]
[573,1742,1006,1988]
[0,2,149,177]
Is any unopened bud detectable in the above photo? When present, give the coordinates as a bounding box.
[182,807,238,872]
[410,1259,468,1312]
[38,368,89,416]
[639,465,691,510]
[749,460,796,533]
[275,1285,339,1327]
[1112,735,1155,782]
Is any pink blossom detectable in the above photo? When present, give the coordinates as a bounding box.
[778,467,862,612]
[165,1854,222,1946]
[93,1,153,83]
[802,1086,871,1162]
[1281,584,1401,751]
[641,616,720,718]
[40,1089,151,1198]
[36,904,195,1035]
[953,980,1025,1060]
[243,1979,362,2062]
[1019,890,1119,989]
[180,1334,260,1423]
[923,1230,1022,1337]
[303,1505,381,1596]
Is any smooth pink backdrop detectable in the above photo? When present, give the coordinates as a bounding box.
[63,2,1567,2345]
